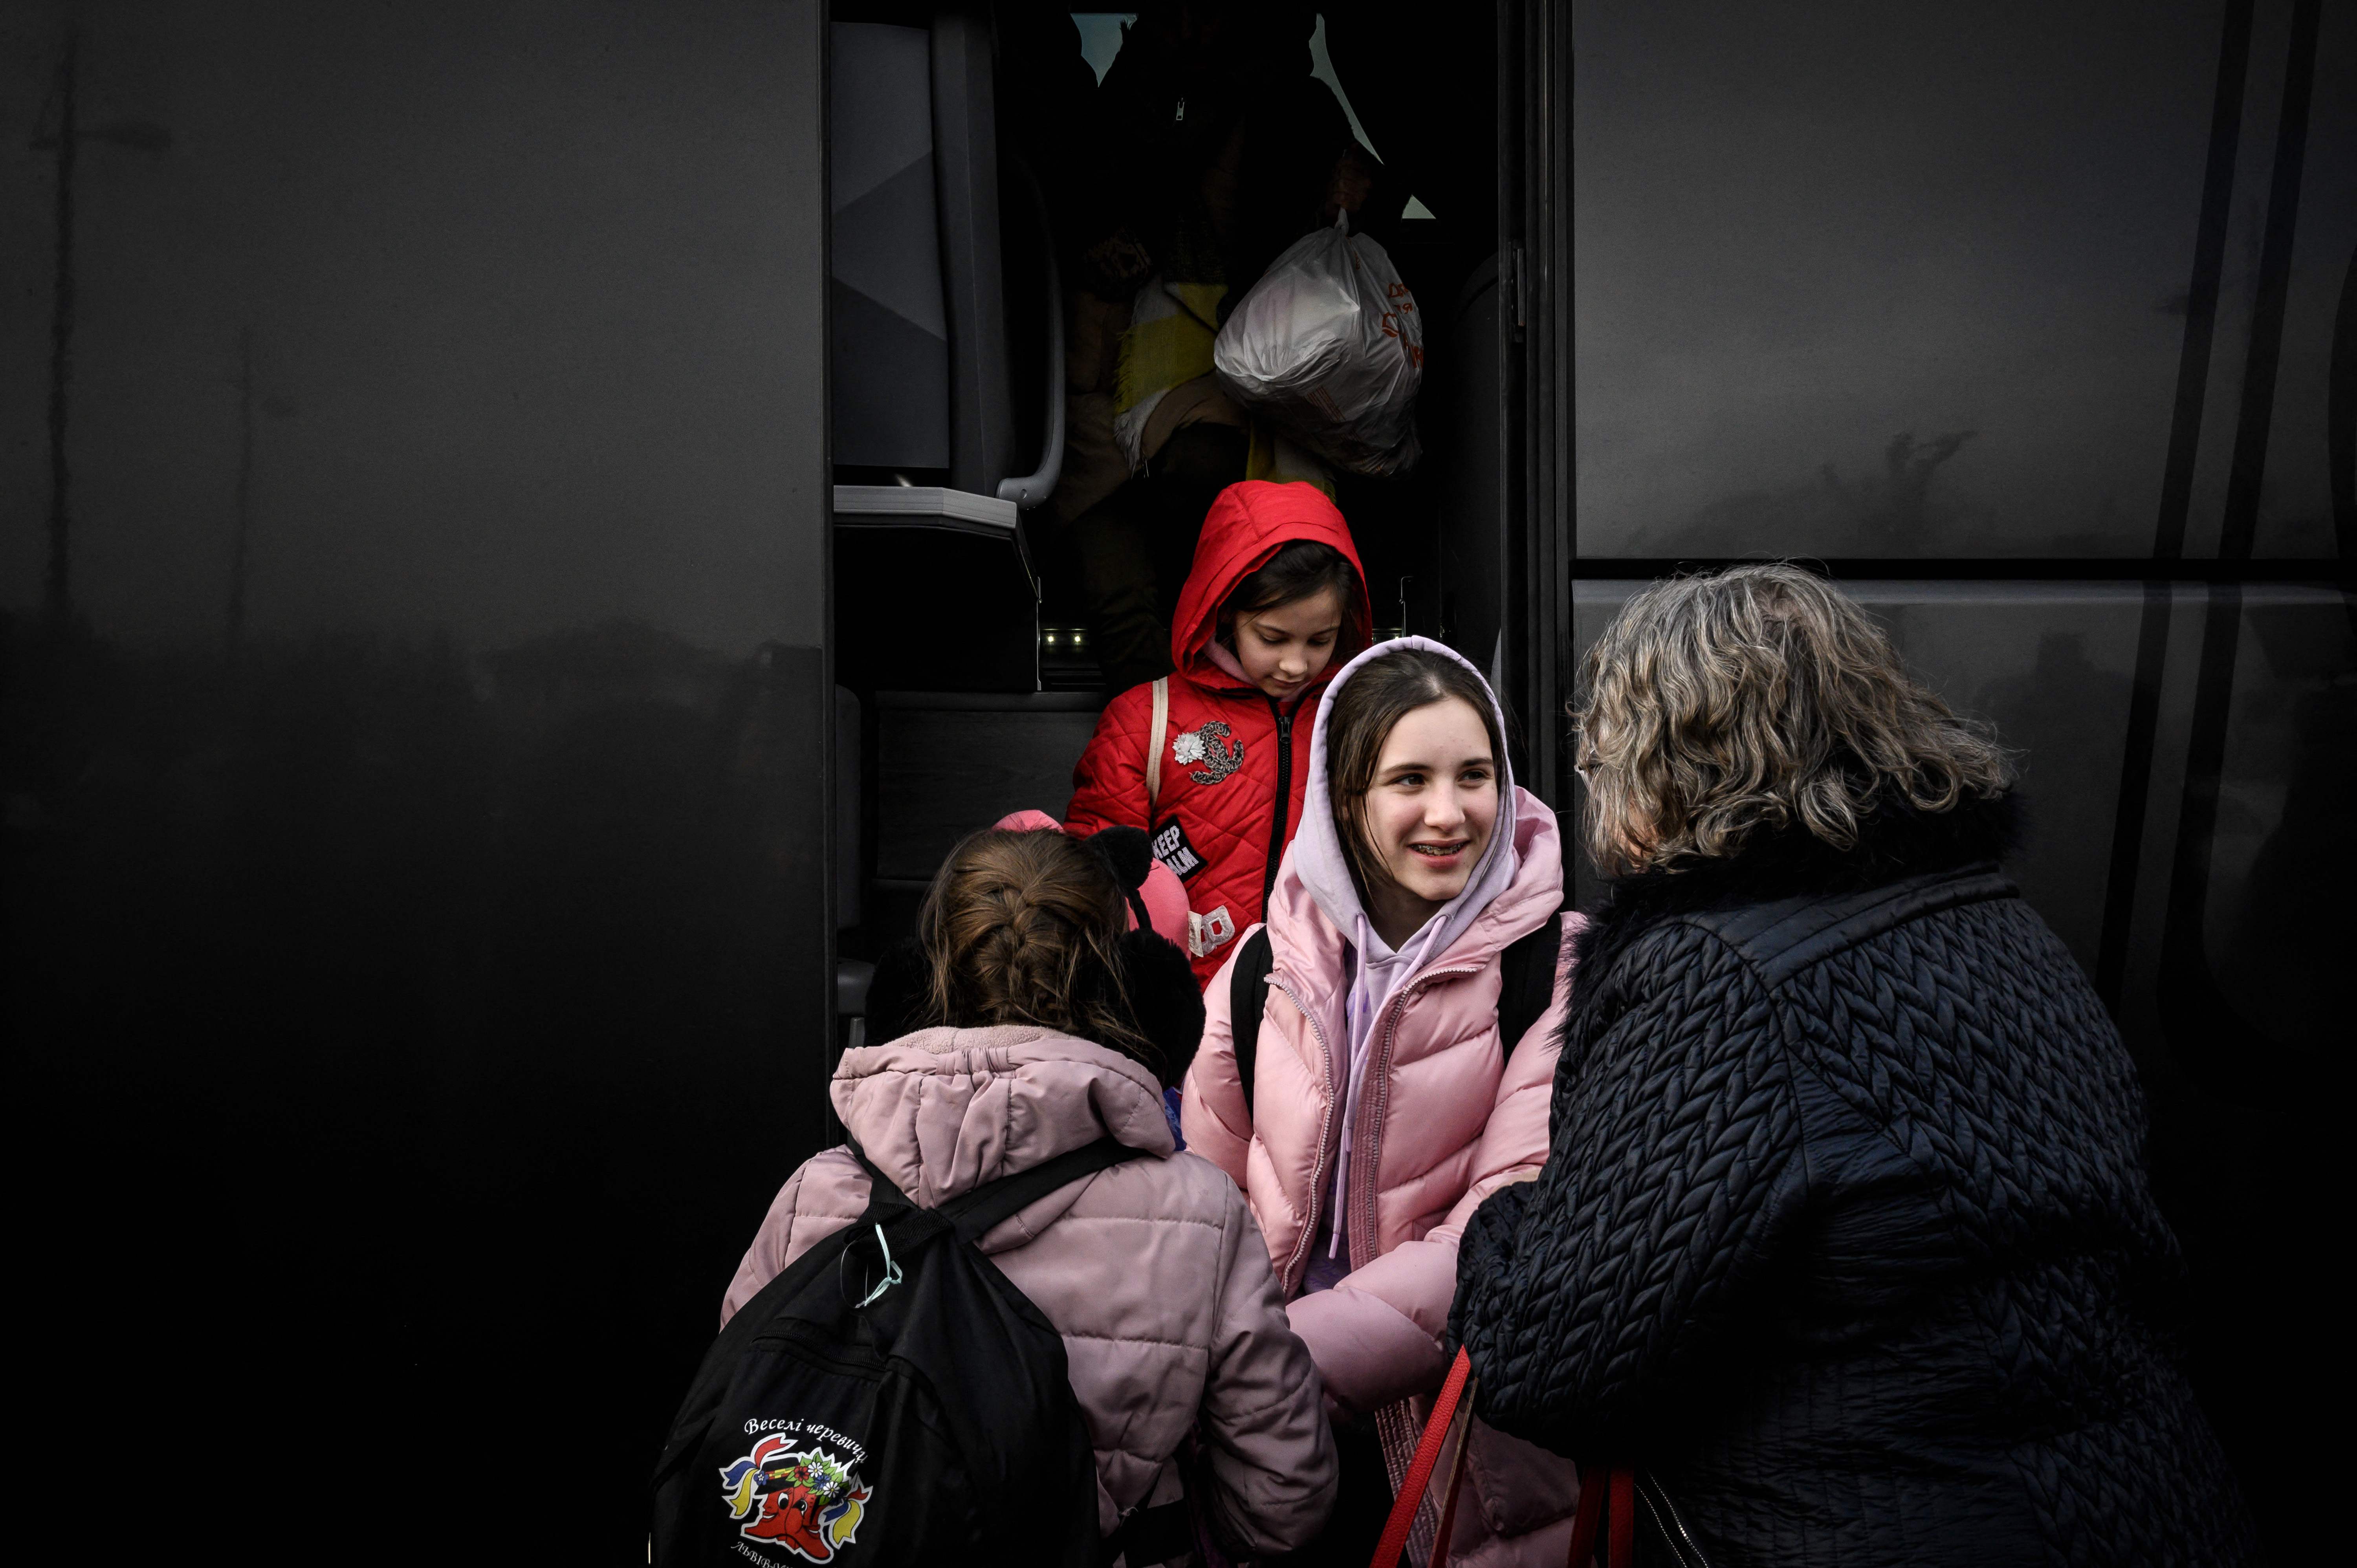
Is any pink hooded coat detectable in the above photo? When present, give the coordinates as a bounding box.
[1180,640,1585,1566]
[723,1024,1337,1561]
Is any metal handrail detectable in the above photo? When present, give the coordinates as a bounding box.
[995,159,1065,509]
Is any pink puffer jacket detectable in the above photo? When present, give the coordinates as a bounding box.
[722,1023,1336,1560]
[1182,797,1585,1566]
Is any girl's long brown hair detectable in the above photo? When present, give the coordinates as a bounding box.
[916,828,1158,1071]
[1324,647,1508,904]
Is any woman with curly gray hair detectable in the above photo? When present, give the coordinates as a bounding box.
[1448,565,2258,1566]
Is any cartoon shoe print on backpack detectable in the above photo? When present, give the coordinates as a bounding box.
[1067,480,1372,987]
[717,1434,870,1561]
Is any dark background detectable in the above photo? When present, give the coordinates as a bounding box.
[4,2,835,1557]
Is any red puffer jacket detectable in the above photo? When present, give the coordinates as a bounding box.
[1066,482,1370,986]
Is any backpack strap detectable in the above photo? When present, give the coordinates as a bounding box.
[1144,676,1169,808]
[842,1138,913,1213]
[1101,1499,1193,1567]
[839,1138,1147,1257]
[1227,926,1275,1119]
[938,1137,1149,1242]
[1494,902,1568,1065]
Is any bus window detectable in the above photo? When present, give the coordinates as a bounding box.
[2246,4,2354,557]
[2200,590,2351,1046]
[1571,0,2232,560]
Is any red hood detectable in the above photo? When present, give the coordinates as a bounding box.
[1169,481,1371,689]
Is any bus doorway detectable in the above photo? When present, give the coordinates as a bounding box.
[825,2,1519,976]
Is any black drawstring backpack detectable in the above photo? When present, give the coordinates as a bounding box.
[650,1137,1192,1567]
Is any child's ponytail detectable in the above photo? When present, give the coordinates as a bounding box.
[916,828,1163,1074]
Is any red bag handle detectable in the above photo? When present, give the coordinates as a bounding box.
[1366,1347,1474,1568]
[1562,1463,1635,1568]
[1367,1349,1636,1568]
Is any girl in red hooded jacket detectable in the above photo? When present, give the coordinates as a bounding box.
[1065,480,1372,987]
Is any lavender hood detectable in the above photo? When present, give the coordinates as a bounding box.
[1290,636,1523,1030]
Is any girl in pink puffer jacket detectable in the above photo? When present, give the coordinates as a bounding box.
[724,827,1336,1564]
[1183,640,1584,1567]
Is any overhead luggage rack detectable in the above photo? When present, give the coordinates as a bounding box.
[832,483,1041,693]
[832,483,1018,531]
[832,483,1034,581]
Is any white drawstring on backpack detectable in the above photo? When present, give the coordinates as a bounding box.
[853,1224,904,1308]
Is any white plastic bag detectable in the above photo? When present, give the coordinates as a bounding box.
[1213,214,1424,476]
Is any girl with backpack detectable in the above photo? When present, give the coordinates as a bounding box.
[1066,479,1372,989]
[1182,641,1584,1566]
[719,827,1337,1564]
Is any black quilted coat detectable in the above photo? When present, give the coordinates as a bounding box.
[1450,798,2259,1566]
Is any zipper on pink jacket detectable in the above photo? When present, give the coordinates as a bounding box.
[1269,970,1340,1296]
[1347,966,1483,1275]
[1272,958,1499,1290]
